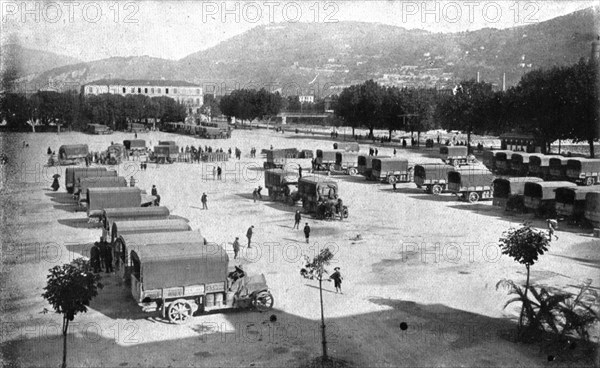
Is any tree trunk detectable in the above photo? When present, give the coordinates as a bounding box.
[589,138,595,158]
[351,126,355,137]
[467,128,471,153]
[518,264,531,331]
[389,129,393,142]
[319,278,328,359]
[62,317,69,368]
[417,131,421,147]
[558,140,561,155]
[368,127,374,139]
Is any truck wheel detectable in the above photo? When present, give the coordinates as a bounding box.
[468,192,480,203]
[388,175,397,184]
[348,168,358,176]
[431,185,442,195]
[586,177,595,186]
[343,206,349,218]
[253,291,274,312]
[167,299,193,324]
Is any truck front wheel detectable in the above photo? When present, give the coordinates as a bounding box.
[167,299,193,324]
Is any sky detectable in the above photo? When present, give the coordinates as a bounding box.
[1,0,597,62]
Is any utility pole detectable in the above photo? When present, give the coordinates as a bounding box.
[502,73,506,92]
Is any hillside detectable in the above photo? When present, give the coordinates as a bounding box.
[19,6,599,94]
[1,44,81,77]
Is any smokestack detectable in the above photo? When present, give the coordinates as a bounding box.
[477,71,480,83]
[502,73,506,92]
[592,36,600,62]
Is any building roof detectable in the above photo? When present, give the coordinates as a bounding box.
[86,79,201,87]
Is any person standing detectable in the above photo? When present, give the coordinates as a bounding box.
[101,240,113,273]
[212,166,216,180]
[201,192,208,210]
[90,241,101,273]
[257,186,263,199]
[304,223,311,243]
[51,176,60,191]
[246,225,254,248]
[329,267,343,294]
[232,237,240,259]
[217,166,222,180]
[298,165,303,178]
[47,147,52,155]
[252,188,258,202]
[393,148,397,156]
[293,210,301,229]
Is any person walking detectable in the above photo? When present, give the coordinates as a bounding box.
[547,219,559,241]
[201,192,208,210]
[252,188,258,202]
[304,223,311,243]
[329,267,343,294]
[298,165,303,178]
[246,225,254,248]
[293,210,301,229]
[212,166,216,180]
[232,237,240,259]
[257,186,263,199]
[217,166,222,180]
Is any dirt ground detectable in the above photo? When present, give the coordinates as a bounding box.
[0,128,598,367]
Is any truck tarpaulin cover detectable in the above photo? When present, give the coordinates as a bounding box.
[87,187,142,215]
[65,167,107,189]
[111,219,191,243]
[493,177,543,198]
[59,144,89,159]
[103,206,171,229]
[414,164,455,181]
[448,169,494,187]
[123,139,146,150]
[523,181,576,199]
[133,242,228,290]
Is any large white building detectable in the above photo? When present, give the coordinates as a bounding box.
[83,79,203,114]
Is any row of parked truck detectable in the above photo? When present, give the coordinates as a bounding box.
[61,166,274,324]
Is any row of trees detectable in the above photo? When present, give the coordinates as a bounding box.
[219,88,283,124]
[335,58,599,155]
[0,91,187,132]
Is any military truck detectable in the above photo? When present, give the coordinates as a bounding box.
[297,176,348,220]
[264,169,300,203]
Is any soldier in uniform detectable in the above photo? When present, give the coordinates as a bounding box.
[90,241,101,273]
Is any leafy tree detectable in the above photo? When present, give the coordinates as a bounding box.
[402,88,438,146]
[42,258,103,368]
[498,223,550,331]
[300,248,335,361]
[201,93,221,117]
[219,89,282,124]
[435,80,494,150]
[0,93,30,131]
[380,86,404,141]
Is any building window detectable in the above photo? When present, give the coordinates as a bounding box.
[130,87,135,93]
[165,88,169,94]
[88,87,93,93]
[174,88,178,94]
[144,88,148,94]
[196,89,200,94]
[122,87,126,93]
[196,98,200,104]
[138,88,141,93]
[158,88,161,93]
[151,88,154,94]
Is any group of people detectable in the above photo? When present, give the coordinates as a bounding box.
[252,186,263,202]
[90,237,114,273]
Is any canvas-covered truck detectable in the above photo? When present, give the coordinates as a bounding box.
[76,176,127,203]
[555,186,600,223]
[440,146,468,166]
[313,150,339,171]
[357,155,390,178]
[492,177,543,211]
[566,158,600,186]
[153,145,179,164]
[159,141,177,146]
[335,152,359,175]
[86,187,156,218]
[333,142,359,152]
[510,153,534,176]
[494,151,514,174]
[371,158,411,184]
[263,149,297,169]
[109,219,191,246]
[297,176,348,219]
[88,124,112,135]
[129,242,273,323]
[549,157,569,180]
[523,181,577,217]
[72,169,118,196]
[123,139,146,151]
[447,168,495,203]
[584,192,600,227]
[413,163,455,195]
[65,167,107,193]
[264,169,300,203]
[58,145,89,165]
[102,206,171,232]
[529,154,563,179]
[482,150,511,173]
